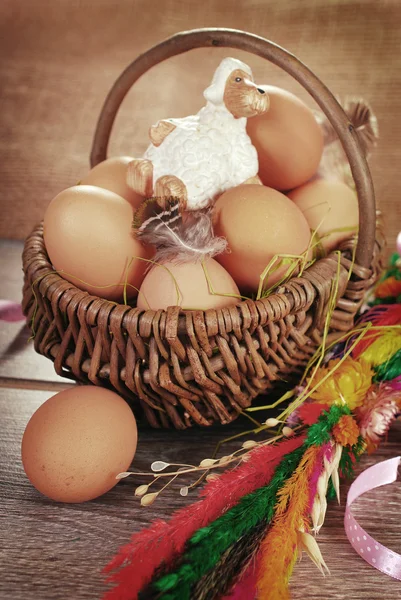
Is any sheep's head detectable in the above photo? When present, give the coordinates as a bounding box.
[203,58,269,118]
[223,69,269,118]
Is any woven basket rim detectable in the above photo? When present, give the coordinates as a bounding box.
[23,221,373,324]
[22,222,382,428]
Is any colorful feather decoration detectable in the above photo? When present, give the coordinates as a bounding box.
[223,555,260,600]
[104,435,304,599]
[375,344,401,381]
[374,276,401,300]
[352,304,401,358]
[146,443,307,600]
[256,445,325,600]
[190,519,267,600]
[103,243,401,600]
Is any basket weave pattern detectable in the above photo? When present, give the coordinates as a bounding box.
[22,228,381,429]
[22,29,382,428]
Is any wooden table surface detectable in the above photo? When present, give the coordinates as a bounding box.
[1,238,400,599]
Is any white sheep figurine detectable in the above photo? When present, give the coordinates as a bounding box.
[127,57,270,211]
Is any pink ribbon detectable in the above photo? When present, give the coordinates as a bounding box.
[0,300,25,322]
[345,456,401,580]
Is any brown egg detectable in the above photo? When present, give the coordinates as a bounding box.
[80,156,143,208]
[288,179,359,252]
[214,185,311,293]
[43,185,153,301]
[246,86,323,190]
[21,387,138,503]
[137,259,240,311]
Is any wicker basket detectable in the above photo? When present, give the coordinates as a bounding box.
[22,28,382,429]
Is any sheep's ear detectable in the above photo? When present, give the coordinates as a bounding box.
[149,120,176,147]
[203,83,223,105]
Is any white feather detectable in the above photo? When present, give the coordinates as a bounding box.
[136,202,227,264]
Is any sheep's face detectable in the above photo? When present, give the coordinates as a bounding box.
[223,69,270,118]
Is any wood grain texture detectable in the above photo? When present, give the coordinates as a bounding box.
[0,387,400,599]
[0,0,400,254]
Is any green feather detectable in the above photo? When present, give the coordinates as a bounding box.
[153,446,305,599]
[370,297,400,306]
[339,436,365,479]
[388,253,401,272]
[374,347,401,381]
[305,404,350,447]
[377,254,401,280]
[152,406,348,599]
[326,478,337,501]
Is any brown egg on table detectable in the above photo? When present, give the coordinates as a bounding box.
[213,184,311,293]
[137,259,240,311]
[246,86,323,190]
[80,156,143,208]
[288,179,359,252]
[21,387,138,503]
[43,185,153,301]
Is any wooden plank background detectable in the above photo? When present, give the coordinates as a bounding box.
[0,0,400,251]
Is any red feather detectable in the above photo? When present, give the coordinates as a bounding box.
[103,435,305,600]
[298,403,330,426]
[353,304,401,358]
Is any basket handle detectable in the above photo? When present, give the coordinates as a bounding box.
[90,27,376,270]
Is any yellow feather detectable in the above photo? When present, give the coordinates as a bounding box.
[360,330,401,366]
[256,446,321,599]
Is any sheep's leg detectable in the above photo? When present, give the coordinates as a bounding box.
[155,175,188,211]
[127,159,154,197]
[149,120,176,147]
[243,174,263,185]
